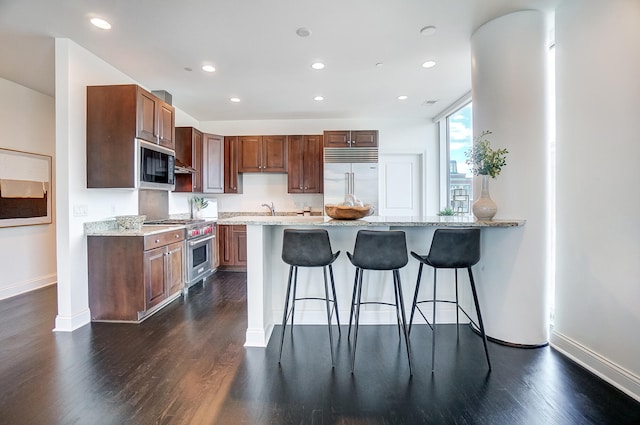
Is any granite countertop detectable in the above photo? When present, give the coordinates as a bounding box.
[216,215,526,227]
[84,220,186,236]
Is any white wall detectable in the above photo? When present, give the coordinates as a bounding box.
[553,0,640,401]
[0,78,56,300]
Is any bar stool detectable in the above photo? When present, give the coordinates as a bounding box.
[279,229,341,367]
[409,228,491,372]
[347,230,412,375]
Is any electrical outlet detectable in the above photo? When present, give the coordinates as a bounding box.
[73,204,88,217]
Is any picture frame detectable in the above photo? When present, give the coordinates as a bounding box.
[0,148,52,228]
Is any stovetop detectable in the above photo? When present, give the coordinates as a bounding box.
[144,218,216,239]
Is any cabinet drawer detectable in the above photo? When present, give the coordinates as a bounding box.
[144,230,185,250]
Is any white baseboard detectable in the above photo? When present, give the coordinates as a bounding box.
[54,308,91,332]
[550,329,640,402]
[0,273,57,301]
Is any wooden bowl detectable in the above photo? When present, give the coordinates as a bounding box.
[324,204,372,220]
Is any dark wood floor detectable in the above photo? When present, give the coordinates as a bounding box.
[1,272,639,425]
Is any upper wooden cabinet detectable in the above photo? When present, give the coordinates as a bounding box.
[174,127,203,193]
[224,136,243,193]
[238,135,287,172]
[288,135,323,193]
[87,85,176,188]
[323,130,378,148]
[202,133,224,193]
[133,86,175,149]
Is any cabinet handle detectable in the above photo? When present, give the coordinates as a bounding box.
[304,187,308,190]
[155,239,160,243]
[299,186,303,189]
[175,234,180,238]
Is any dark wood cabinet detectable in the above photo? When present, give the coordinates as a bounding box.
[217,224,247,271]
[224,136,243,193]
[174,127,203,193]
[238,135,287,172]
[87,84,176,188]
[288,135,323,193]
[88,229,185,322]
[202,133,224,193]
[323,130,378,148]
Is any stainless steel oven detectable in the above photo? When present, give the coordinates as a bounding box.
[186,223,216,290]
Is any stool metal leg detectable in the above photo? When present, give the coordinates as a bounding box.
[290,266,299,334]
[468,267,492,371]
[454,268,460,337]
[351,269,365,373]
[279,265,295,364]
[322,266,336,368]
[393,275,402,338]
[409,263,424,335]
[328,265,341,335]
[431,269,437,373]
[348,267,360,340]
[394,269,413,376]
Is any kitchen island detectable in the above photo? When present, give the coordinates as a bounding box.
[216,215,549,349]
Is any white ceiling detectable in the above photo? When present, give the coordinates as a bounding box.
[0,0,556,122]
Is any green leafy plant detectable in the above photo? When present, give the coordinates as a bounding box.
[464,131,508,178]
[437,207,456,216]
[192,196,209,210]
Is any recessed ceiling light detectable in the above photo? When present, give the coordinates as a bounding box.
[296,27,311,37]
[422,60,437,68]
[202,65,216,73]
[397,95,408,101]
[184,67,192,72]
[90,18,111,30]
[311,62,325,70]
[375,62,384,67]
[313,96,324,101]
[420,25,437,36]
[229,97,241,103]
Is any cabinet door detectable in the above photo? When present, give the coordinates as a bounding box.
[262,135,287,172]
[287,135,304,193]
[137,89,159,143]
[158,102,175,149]
[218,224,234,266]
[238,136,262,172]
[351,130,378,147]
[233,225,247,266]
[224,136,242,193]
[144,246,166,310]
[193,130,203,192]
[323,131,350,148]
[303,135,323,193]
[203,134,224,193]
[165,241,185,296]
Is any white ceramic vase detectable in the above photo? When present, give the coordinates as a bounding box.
[472,175,497,220]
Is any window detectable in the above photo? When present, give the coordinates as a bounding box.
[438,101,473,215]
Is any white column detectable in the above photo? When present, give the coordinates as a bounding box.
[470,10,550,345]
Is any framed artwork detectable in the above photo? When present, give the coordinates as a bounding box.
[0,148,52,228]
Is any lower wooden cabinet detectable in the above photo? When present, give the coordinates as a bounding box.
[217,224,247,271]
[88,229,185,322]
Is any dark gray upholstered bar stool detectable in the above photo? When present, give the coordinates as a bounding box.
[347,230,413,375]
[409,228,491,372]
[279,229,341,367]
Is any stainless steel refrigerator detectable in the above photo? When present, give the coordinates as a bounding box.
[323,147,378,214]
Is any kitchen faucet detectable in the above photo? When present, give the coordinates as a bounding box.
[262,202,275,216]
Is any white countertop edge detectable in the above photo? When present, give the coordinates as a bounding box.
[85,224,187,236]
[216,215,525,227]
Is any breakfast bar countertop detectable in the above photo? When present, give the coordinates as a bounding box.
[216,215,525,227]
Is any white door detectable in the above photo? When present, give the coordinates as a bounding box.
[379,153,423,216]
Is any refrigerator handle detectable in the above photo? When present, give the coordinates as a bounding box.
[344,172,350,196]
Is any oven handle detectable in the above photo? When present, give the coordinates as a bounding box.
[188,235,216,247]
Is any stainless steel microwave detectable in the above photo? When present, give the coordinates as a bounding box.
[137,139,175,190]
